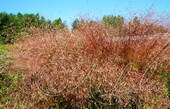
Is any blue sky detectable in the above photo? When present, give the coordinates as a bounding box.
[0,0,169,28]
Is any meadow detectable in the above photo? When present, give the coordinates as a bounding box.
[0,11,169,108]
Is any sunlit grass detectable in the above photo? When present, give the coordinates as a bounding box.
[0,12,169,108]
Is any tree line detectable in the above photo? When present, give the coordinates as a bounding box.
[0,12,167,44]
[72,15,167,37]
[0,12,66,44]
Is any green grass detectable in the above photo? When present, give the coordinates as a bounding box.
[0,44,22,108]
[0,44,10,54]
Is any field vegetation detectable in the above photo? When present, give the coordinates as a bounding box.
[0,10,169,108]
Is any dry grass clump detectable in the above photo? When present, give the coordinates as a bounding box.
[10,15,170,108]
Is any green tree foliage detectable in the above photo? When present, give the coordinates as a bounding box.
[0,12,66,44]
[103,15,125,36]
[102,15,124,28]
[71,18,80,30]
[52,18,66,30]
[133,16,140,24]
[0,12,19,43]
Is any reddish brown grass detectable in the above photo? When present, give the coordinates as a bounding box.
[10,15,170,108]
